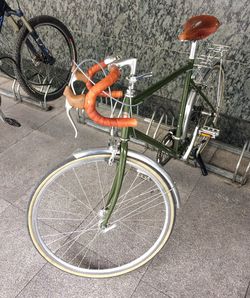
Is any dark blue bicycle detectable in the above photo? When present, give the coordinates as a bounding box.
[0,0,77,101]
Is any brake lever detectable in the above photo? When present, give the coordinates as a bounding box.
[65,100,78,138]
[127,72,153,83]
[135,72,153,80]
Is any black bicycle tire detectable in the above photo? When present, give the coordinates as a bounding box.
[156,132,174,166]
[14,15,77,102]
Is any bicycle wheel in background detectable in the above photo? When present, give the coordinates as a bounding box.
[14,15,77,101]
[28,150,176,278]
[0,19,18,79]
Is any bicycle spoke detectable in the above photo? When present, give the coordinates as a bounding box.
[111,193,167,225]
[72,168,96,216]
[120,221,152,245]
[115,185,158,211]
[95,162,105,208]
[58,219,99,257]
[114,190,163,219]
[53,181,94,214]
[46,227,99,247]
[40,209,84,217]
[113,172,143,214]
[70,230,100,264]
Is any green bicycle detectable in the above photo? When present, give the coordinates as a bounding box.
[28,15,227,278]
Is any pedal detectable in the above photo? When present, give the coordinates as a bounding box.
[199,126,220,139]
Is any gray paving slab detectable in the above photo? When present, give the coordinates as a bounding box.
[0,95,18,110]
[245,282,250,298]
[0,104,111,208]
[37,108,110,145]
[0,198,10,213]
[0,98,63,153]
[142,173,250,298]
[0,205,46,298]
[0,130,64,207]
[162,159,201,205]
[16,262,146,298]
[131,281,171,298]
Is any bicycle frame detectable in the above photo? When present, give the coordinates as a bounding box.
[100,41,219,227]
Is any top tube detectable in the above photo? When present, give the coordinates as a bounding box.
[132,62,193,104]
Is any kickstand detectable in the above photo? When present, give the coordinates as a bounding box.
[193,148,208,176]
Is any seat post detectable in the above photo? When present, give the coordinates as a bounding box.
[189,41,197,60]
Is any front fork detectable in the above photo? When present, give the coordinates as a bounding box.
[20,16,55,65]
[8,13,55,65]
[101,126,129,228]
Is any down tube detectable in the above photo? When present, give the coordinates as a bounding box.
[131,128,177,158]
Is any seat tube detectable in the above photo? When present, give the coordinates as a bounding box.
[174,41,197,152]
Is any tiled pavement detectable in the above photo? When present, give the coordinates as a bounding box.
[0,83,249,297]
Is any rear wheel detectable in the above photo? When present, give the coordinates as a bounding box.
[192,63,224,128]
[14,15,77,101]
[182,63,224,153]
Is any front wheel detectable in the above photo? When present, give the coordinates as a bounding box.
[14,15,77,101]
[28,150,176,278]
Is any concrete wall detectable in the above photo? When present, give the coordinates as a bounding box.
[8,0,250,146]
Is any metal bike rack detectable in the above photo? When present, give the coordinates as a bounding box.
[77,102,250,186]
[144,109,175,139]
[205,140,250,185]
[233,140,250,185]
[0,72,53,111]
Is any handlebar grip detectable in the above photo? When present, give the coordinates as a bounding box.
[72,62,123,99]
[64,86,85,109]
[85,65,137,128]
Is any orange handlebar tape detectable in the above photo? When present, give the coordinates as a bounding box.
[84,65,137,128]
[73,61,123,99]
[63,86,85,109]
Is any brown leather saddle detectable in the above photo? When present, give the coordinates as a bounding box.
[178,15,220,41]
